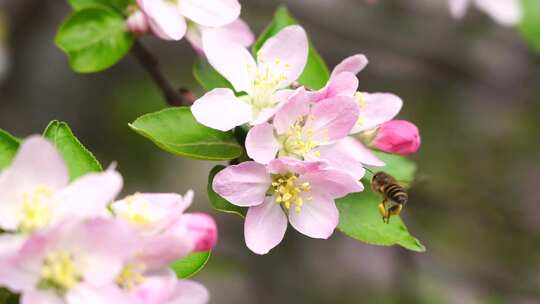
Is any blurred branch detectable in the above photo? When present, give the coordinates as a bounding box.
[131,39,192,107]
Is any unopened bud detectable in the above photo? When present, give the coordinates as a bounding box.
[183,213,218,252]
[126,10,149,35]
[371,120,420,155]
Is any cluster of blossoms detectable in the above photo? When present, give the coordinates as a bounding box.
[188,25,421,254]
[126,0,254,55]
[0,136,217,304]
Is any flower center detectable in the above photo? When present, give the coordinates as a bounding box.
[271,173,311,212]
[244,52,290,115]
[39,250,82,294]
[355,92,367,126]
[116,262,146,290]
[115,194,155,225]
[17,186,54,233]
[279,116,319,158]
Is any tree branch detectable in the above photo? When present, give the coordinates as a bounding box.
[131,39,192,106]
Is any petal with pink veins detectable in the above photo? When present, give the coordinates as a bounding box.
[191,88,252,131]
[304,96,359,143]
[288,193,338,239]
[311,72,358,102]
[212,162,270,207]
[351,92,403,134]
[256,25,308,88]
[244,197,287,255]
[301,169,363,199]
[314,137,385,171]
[331,54,368,77]
[245,123,279,164]
[202,34,255,93]
[139,0,187,40]
[267,158,326,176]
[180,0,240,27]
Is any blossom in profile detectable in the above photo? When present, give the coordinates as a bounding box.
[0,136,122,234]
[213,158,362,254]
[137,0,241,41]
[371,120,421,155]
[448,0,522,26]
[186,19,254,55]
[192,25,309,131]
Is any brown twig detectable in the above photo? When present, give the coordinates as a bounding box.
[131,39,192,106]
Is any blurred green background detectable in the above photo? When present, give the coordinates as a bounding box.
[1,1,539,303]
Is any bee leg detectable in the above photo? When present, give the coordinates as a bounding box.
[378,199,389,224]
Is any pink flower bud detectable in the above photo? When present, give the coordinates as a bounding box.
[372,120,421,155]
[126,10,149,35]
[183,213,218,252]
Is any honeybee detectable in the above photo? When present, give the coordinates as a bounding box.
[371,172,408,224]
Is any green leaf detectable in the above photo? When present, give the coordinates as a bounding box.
[519,0,540,54]
[371,151,418,185]
[55,8,134,73]
[129,107,243,161]
[68,0,133,13]
[207,165,247,218]
[170,251,211,279]
[337,191,425,252]
[43,121,102,181]
[193,57,234,91]
[253,6,330,90]
[0,129,20,170]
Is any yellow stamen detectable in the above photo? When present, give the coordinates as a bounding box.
[18,186,54,233]
[116,262,146,290]
[271,173,311,212]
[40,250,82,294]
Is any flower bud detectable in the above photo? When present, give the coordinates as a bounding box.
[372,120,420,155]
[183,213,218,252]
[126,10,149,35]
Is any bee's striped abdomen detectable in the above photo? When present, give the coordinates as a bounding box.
[384,184,408,205]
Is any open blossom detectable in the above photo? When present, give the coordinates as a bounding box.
[449,0,522,26]
[191,25,309,131]
[0,218,139,304]
[371,120,421,155]
[245,87,378,179]
[0,136,122,234]
[137,0,241,41]
[213,158,362,254]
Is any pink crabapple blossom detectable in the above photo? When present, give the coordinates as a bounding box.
[191,25,309,131]
[213,158,363,254]
[137,0,241,41]
[185,19,254,56]
[448,0,522,26]
[0,136,122,234]
[371,120,421,155]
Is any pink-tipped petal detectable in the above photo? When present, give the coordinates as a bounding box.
[191,88,252,131]
[244,197,287,255]
[331,54,369,77]
[138,228,194,270]
[304,96,359,143]
[202,19,254,48]
[139,0,187,40]
[475,0,522,26]
[288,193,338,239]
[182,213,218,252]
[372,120,421,155]
[267,158,326,176]
[212,162,270,207]
[245,123,279,164]
[257,25,308,88]
[351,92,403,134]
[301,169,363,199]
[273,87,311,134]
[54,170,123,221]
[312,72,358,102]
[307,142,366,181]
[326,137,385,167]
[202,34,255,93]
[180,0,240,27]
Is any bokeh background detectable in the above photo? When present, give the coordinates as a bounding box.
[1,0,539,303]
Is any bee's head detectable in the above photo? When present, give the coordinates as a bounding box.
[371,172,391,190]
